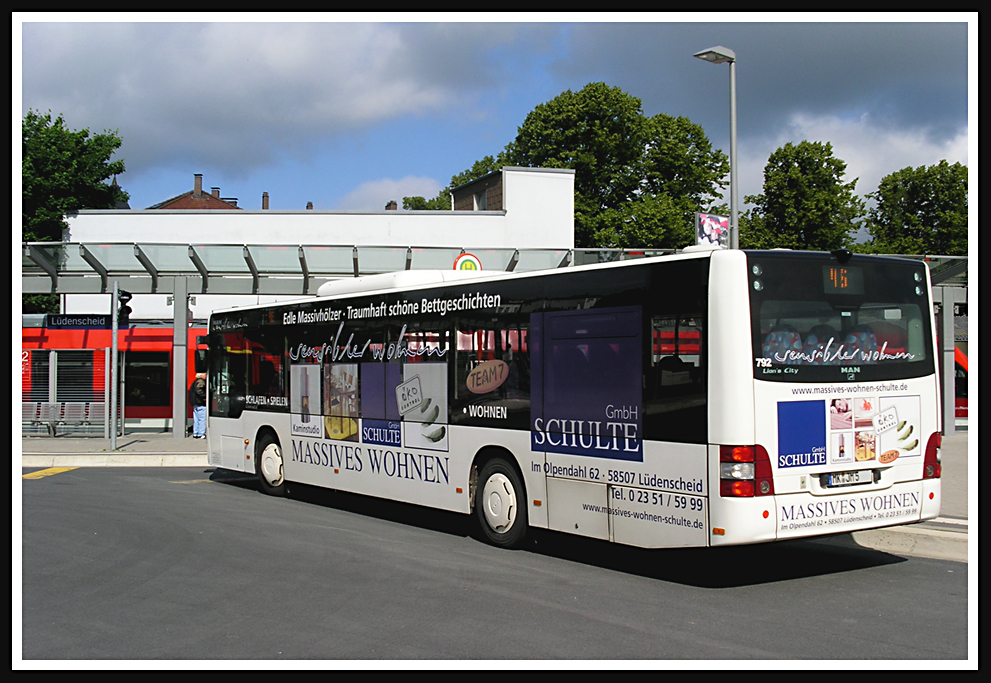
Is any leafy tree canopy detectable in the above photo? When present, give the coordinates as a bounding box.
[505,83,728,248]
[863,160,967,256]
[740,141,864,251]
[22,109,128,243]
[402,195,449,211]
[22,110,128,312]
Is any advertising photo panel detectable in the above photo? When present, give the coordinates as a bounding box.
[831,431,854,464]
[875,395,922,463]
[324,363,359,441]
[829,398,853,430]
[400,362,448,451]
[853,396,878,429]
[290,363,322,438]
[854,430,876,462]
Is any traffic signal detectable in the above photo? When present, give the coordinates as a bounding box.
[117,290,133,326]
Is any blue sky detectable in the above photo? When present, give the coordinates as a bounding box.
[17,15,973,221]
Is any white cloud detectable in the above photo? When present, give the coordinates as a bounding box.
[21,23,500,176]
[738,112,969,207]
[334,175,442,211]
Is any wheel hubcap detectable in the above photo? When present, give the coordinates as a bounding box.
[260,443,284,486]
[481,473,516,533]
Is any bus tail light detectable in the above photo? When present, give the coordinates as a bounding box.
[923,432,941,479]
[720,445,774,497]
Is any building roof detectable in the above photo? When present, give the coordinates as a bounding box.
[146,174,241,210]
[146,192,240,210]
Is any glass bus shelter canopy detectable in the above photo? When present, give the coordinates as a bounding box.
[23,242,967,296]
[22,242,582,295]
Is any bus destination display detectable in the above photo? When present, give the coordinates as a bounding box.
[823,265,864,294]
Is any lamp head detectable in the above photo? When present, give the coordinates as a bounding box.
[694,46,736,64]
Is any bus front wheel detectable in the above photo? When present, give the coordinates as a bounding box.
[475,457,528,548]
[256,433,286,497]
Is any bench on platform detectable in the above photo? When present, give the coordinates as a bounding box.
[22,402,108,435]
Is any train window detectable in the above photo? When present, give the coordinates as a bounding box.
[124,351,171,407]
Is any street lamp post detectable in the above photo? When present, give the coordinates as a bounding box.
[111,281,119,451]
[694,46,738,250]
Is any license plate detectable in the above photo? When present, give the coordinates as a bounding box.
[825,470,873,487]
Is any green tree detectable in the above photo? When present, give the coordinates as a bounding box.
[504,83,728,248]
[741,141,864,251]
[402,195,449,211]
[23,110,128,242]
[22,110,128,313]
[864,160,967,255]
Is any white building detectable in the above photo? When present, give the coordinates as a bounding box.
[61,166,575,321]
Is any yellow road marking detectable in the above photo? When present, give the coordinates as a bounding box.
[22,467,79,480]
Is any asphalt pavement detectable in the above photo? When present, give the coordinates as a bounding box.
[20,430,969,563]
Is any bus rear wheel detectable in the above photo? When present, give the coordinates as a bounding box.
[256,433,286,497]
[475,457,527,548]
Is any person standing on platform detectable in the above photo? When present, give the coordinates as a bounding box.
[190,372,207,439]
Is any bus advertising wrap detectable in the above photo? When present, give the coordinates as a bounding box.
[290,359,449,452]
[775,392,922,469]
[530,306,644,462]
[757,378,931,538]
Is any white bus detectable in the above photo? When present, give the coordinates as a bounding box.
[206,248,942,549]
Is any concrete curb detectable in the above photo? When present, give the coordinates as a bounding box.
[22,454,209,468]
[851,524,968,563]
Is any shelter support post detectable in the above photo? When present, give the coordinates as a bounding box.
[172,276,190,439]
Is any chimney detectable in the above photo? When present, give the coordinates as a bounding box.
[262,192,269,210]
[385,200,398,210]
[306,201,313,210]
[193,173,203,197]
[222,197,238,208]
[211,187,220,198]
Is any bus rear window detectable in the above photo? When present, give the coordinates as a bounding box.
[748,253,934,382]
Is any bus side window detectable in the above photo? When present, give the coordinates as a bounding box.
[644,314,705,443]
[650,316,702,384]
[453,320,529,428]
[209,333,247,419]
[243,329,286,410]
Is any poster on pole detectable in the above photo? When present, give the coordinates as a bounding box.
[695,213,729,248]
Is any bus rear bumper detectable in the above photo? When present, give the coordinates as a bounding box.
[774,479,932,540]
[920,477,941,520]
[708,478,939,547]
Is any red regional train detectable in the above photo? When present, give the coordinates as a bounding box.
[22,315,208,423]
